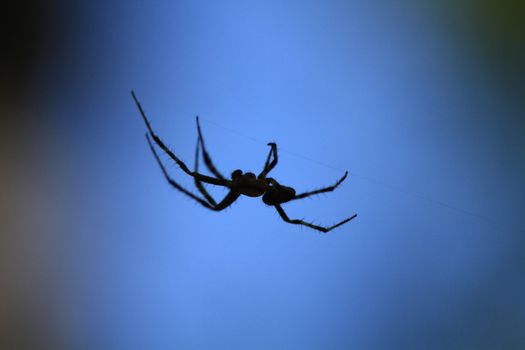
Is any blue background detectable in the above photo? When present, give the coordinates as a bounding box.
[2,0,524,349]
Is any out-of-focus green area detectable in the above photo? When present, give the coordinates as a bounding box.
[440,0,525,87]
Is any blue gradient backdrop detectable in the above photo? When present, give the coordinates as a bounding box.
[3,1,524,349]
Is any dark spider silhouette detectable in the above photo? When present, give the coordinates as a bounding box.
[132,91,357,233]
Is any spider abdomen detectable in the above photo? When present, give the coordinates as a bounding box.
[262,186,296,205]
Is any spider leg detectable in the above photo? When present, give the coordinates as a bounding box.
[131,91,229,187]
[193,136,217,206]
[258,142,278,179]
[290,171,349,201]
[132,91,192,175]
[146,134,214,209]
[146,134,239,211]
[210,190,241,211]
[193,138,243,209]
[274,204,357,233]
[195,116,226,180]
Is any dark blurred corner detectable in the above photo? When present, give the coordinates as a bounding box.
[1,1,62,105]
[467,0,525,81]
[442,0,525,97]
[1,1,68,349]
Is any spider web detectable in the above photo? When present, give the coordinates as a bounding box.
[198,116,523,235]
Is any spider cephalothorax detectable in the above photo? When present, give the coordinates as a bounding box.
[231,168,297,204]
[230,170,266,197]
[132,90,356,233]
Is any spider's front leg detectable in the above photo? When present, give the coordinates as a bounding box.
[195,116,227,180]
[193,139,241,210]
[192,134,246,210]
[132,91,193,176]
[132,91,228,187]
[258,142,278,179]
[192,137,217,206]
[192,130,245,210]
[145,134,214,209]
[146,134,240,211]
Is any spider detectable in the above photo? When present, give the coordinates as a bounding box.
[131,91,357,233]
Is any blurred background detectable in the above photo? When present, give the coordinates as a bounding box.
[1,0,524,349]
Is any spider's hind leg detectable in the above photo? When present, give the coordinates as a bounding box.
[274,204,356,233]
